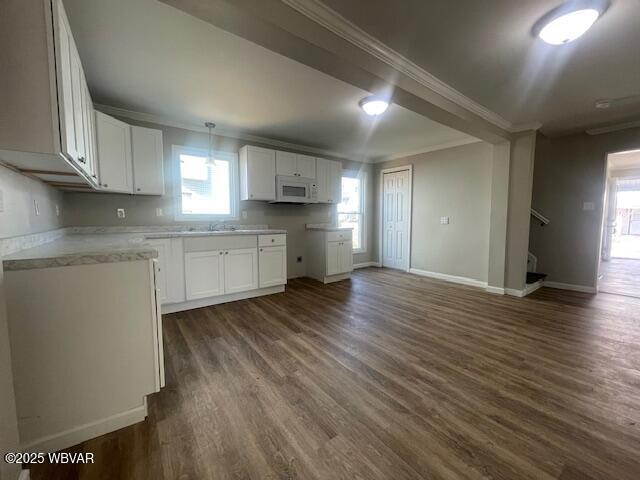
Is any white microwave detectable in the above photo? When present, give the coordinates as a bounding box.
[272,175,318,204]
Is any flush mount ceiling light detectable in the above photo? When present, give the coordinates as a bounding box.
[533,0,609,45]
[359,96,389,116]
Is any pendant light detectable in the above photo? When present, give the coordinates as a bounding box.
[205,121,216,165]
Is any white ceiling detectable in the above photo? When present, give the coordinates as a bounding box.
[609,150,640,170]
[62,0,475,161]
[320,0,640,135]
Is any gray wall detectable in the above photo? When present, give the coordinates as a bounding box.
[529,128,640,287]
[0,163,64,480]
[376,142,494,282]
[63,118,376,277]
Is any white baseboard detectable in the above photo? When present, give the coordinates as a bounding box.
[505,288,525,297]
[18,469,30,480]
[544,281,596,293]
[162,285,285,314]
[485,286,505,295]
[503,279,544,298]
[21,404,147,454]
[409,268,487,288]
[353,261,381,269]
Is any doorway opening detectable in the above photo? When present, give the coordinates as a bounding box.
[598,149,640,297]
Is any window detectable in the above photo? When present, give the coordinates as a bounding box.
[338,172,366,253]
[173,146,238,221]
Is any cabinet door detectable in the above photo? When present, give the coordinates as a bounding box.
[339,241,354,273]
[79,78,96,179]
[224,248,259,294]
[55,2,78,162]
[95,111,133,193]
[296,154,316,179]
[326,241,341,276]
[315,158,329,203]
[328,160,343,204]
[69,46,86,166]
[132,126,164,195]
[244,146,275,200]
[276,151,297,176]
[185,251,225,300]
[84,86,98,180]
[147,239,170,304]
[259,245,287,288]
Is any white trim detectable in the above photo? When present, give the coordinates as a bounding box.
[172,145,239,222]
[505,279,545,297]
[20,405,147,453]
[378,165,413,271]
[544,281,597,293]
[18,470,30,480]
[373,137,482,162]
[338,170,366,253]
[505,288,525,297]
[281,0,542,133]
[586,119,640,136]
[95,104,365,163]
[353,261,380,269]
[162,285,285,314]
[485,286,505,295]
[409,268,487,288]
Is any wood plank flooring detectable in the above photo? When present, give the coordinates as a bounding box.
[31,268,640,479]
[599,257,640,298]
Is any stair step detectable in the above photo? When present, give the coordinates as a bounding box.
[526,272,547,284]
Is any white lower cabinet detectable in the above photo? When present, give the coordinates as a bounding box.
[259,245,287,287]
[307,228,353,283]
[185,250,225,300]
[147,238,185,304]
[224,248,258,294]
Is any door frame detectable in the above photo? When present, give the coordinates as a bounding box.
[377,165,413,271]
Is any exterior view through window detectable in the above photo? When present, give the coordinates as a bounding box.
[338,174,365,252]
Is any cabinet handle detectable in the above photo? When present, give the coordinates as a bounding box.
[250,194,254,198]
[271,239,274,242]
[219,252,223,255]
[78,156,86,163]
[103,183,109,188]
[225,251,228,255]
[259,248,263,252]
[136,188,141,192]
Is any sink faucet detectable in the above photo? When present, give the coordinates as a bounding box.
[207,223,216,231]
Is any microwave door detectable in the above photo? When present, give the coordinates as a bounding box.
[282,185,307,199]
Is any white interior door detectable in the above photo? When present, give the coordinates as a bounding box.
[382,170,410,270]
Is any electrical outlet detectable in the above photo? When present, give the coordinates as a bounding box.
[440,216,449,225]
[583,201,595,211]
[156,207,164,217]
[297,256,303,263]
[117,208,126,219]
[55,204,60,217]
[34,199,40,216]
[241,210,248,220]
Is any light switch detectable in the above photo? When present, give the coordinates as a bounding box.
[440,216,450,225]
[155,208,164,217]
[117,208,126,219]
[34,199,40,216]
[583,202,595,211]
[55,204,60,217]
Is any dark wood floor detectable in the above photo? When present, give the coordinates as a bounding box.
[32,268,640,479]
[599,257,640,298]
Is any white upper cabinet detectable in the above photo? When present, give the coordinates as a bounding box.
[132,126,164,195]
[276,151,316,179]
[275,151,297,176]
[295,154,316,179]
[316,158,343,204]
[240,146,276,201]
[0,0,97,186]
[95,111,133,193]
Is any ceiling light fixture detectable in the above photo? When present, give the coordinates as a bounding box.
[359,96,389,116]
[205,121,217,165]
[534,0,609,45]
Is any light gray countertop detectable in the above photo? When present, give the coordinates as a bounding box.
[2,229,287,271]
[305,223,353,232]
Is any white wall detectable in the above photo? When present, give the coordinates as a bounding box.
[0,163,64,480]
[376,142,494,282]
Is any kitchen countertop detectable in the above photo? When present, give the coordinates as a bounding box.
[2,229,287,271]
[305,223,353,232]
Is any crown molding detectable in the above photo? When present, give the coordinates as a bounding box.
[373,137,482,163]
[94,104,366,163]
[510,121,543,133]
[281,0,539,134]
[585,119,640,135]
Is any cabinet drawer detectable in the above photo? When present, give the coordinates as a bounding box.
[258,234,287,247]
[327,230,352,242]
[183,235,257,252]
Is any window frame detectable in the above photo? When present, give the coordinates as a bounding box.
[172,145,239,222]
[338,170,367,254]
